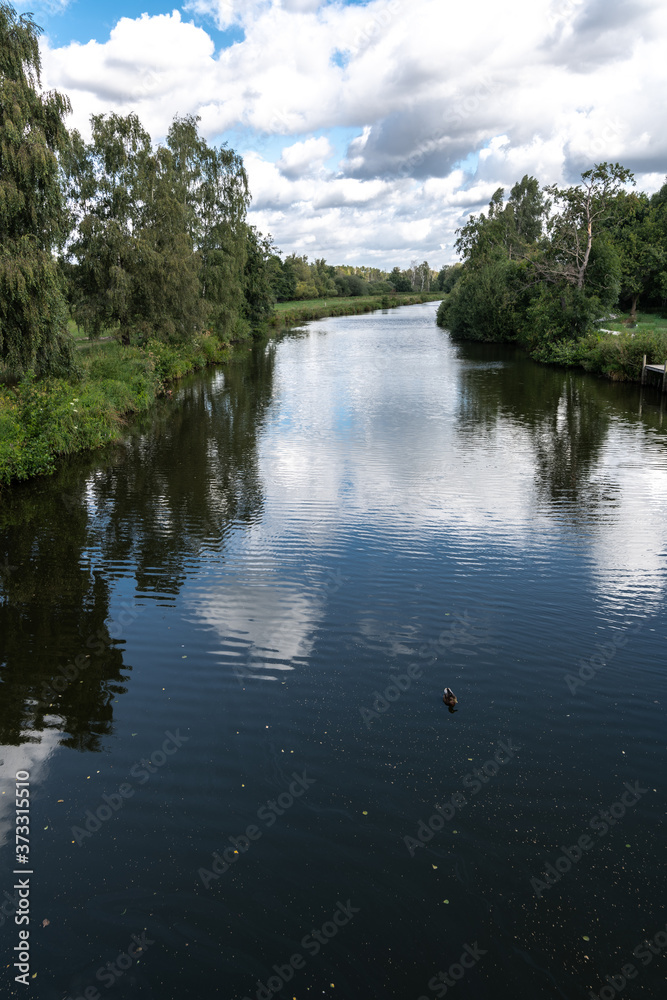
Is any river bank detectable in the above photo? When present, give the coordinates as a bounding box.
[270,291,441,327]
[0,294,441,486]
[437,300,667,384]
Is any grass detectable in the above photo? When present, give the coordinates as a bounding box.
[0,328,248,486]
[596,310,667,335]
[271,292,442,327]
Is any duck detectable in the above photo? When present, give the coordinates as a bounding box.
[442,687,458,711]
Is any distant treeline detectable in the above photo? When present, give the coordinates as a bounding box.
[270,257,452,301]
[437,166,667,369]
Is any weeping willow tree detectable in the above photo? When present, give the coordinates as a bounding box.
[0,3,73,377]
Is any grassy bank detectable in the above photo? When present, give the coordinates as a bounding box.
[529,312,667,382]
[271,292,441,327]
[0,331,246,486]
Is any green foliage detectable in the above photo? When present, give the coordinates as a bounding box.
[437,257,526,342]
[0,330,243,485]
[243,226,277,326]
[528,335,596,367]
[0,2,73,377]
[435,264,463,293]
[272,293,436,327]
[522,284,603,348]
[66,113,207,345]
[580,328,667,380]
[456,176,547,266]
[438,161,667,385]
[388,267,412,292]
[65,111,250,346]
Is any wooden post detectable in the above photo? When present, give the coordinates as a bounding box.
[641,354,647,385]
[662,361,667,394]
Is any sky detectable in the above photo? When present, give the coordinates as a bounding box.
[18,0,667,269]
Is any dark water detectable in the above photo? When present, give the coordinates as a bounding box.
[1,302,666,1000]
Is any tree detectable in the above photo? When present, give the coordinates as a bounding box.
[66,113,154,344]
[608,192,665,321]
[67,112,246,345]
[167,115,250,336]
[435,264,463,293]
[455,176,546,266]
[388,266,412,292]
[243,226,276,326]
[0,3,73,377]
[507,174,546,248]
[543,163,634,291]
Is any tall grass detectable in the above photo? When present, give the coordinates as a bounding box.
[0,331,241,486]
[271,293,440,327]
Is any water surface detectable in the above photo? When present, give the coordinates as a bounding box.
[1,303,666,999]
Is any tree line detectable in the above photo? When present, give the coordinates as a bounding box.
[437,166,667,359]
[274,258,449,301]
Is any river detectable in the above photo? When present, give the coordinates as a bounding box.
[1,301,666,999]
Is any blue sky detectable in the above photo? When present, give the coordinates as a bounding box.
[25,0,667,268]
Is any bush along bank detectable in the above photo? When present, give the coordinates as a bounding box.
[0,330,249,486]
[271,292,442,328]
[436,164,667,385]
[437,296,667,384]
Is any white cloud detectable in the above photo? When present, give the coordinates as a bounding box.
[277,136,334,178]
[39,0,667,266]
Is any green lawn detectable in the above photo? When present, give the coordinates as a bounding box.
[274,295,380,312]
[67,318,88,341]
[598,310,667,334]
[273,293,441,313]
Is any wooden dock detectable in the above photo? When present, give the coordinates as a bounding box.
[641,355,667,392]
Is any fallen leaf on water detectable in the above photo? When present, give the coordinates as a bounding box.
[42,919,50,927]
[362,811,368,816]
[432,864,438,869]
[57,799,64,803]
[582,935,590,941]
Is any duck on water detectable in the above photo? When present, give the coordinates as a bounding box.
[443,687,458,713]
